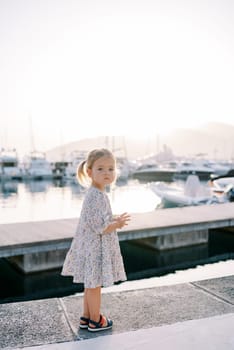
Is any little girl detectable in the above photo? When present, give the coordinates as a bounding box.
[61,148,130,332]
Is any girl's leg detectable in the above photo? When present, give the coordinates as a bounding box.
[81,286,110,329]
[86,286,101,322]
[80,289,90,326]
[85,286,109,328]
[83,289,90,319]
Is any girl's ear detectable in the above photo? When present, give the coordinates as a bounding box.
[87,168,92,178]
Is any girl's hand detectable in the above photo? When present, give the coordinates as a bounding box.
[103,213,131,234]
[115,212,131,229]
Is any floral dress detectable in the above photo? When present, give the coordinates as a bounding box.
[61,186,127,288]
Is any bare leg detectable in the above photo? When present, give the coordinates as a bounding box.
[86,286,101,322]
[85,286,108,328]
[83,289,90,319]
[80,289,90,326]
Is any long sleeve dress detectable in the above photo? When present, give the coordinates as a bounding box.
[61,185,127,288]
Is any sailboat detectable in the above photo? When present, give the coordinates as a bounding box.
[106,135,133,182]
[22,115,53,180]
[22,151,53,180]
[0,148,22,180]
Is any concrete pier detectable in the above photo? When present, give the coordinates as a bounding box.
[0,274,233,349]
[0,203,233,273]
[6,230,209,273]
[8,250,68,273]
[138,229,208,250]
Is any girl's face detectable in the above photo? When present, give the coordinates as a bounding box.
[87,156,116,190]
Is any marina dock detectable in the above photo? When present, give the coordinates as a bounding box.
[0,203,234,259]
[0,202,233,264]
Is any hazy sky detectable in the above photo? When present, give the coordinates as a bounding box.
[1,0,234,156]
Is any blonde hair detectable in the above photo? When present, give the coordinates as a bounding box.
[77,148,116,187]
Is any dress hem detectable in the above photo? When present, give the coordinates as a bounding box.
[61,272,127,289]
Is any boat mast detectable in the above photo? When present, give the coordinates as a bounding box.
[29,114,36,153]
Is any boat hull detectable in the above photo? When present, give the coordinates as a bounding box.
[132,170,175,182]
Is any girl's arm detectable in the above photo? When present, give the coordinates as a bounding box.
[103,212,131,234]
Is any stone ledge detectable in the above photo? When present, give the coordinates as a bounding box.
[0,275,233,349]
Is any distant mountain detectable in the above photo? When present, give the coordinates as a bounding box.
[46,135,150,161]
[46,122,234,161]
[46,136,107,161]
[164,122,234,160]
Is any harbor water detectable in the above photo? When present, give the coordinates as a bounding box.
[0,179,159,225]
[0,178,233,303]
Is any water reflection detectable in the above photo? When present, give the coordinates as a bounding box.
[0,179,159,224]
[0,181,18,198]
[0,181,18,211]
[122,241,209,280]
[24,180,51,193]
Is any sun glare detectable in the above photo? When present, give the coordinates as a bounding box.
[1,0,234,156]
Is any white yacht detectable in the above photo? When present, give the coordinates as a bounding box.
[203,160,232,177]
[132,162,177,182]
[23,151,53,180]
[173,161,214,181]
[0,148,22,180]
